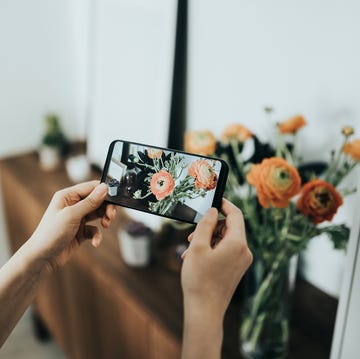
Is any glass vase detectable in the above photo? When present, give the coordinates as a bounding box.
[239,255,297,359]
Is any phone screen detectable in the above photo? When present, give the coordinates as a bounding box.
[101,140,228,224]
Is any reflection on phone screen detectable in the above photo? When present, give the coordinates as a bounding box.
[104,141,224,223]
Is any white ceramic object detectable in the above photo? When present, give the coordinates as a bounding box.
[124,208,163,232]
[118,229,151,267]
[65,155,91,183]
[39,146,61,171]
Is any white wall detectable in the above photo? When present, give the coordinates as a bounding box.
[0,0,89,158]
[187,0,360,160]
[0,176,10,266]
[0,0,90,265]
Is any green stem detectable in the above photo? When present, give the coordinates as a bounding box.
[241,251,288,346]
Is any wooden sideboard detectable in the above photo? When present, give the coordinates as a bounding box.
[0,151,337,358]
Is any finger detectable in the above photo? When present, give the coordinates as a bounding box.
[191,207,219,248]
[220,198,246,242]
[105,204,117,221]
[85,202,116,223]
[187,232,194,243]
[221,198,242,217]
[101,216,110,228]
[181,248,188,260]
[71,183,108,219]
[85,203,106,222]
[52,180,101,209]
[100,205,116,228]
[67,180,100,197]
[83,225,103,247]
[211,219,226,247]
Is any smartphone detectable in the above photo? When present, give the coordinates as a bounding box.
[101,140,228,224]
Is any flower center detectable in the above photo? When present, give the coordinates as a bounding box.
[274,168,291,187]
[315,190,331,206]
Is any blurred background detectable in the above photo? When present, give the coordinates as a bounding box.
[0,0,359,358]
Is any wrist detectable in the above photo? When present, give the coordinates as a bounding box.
[182,297,224,359]
[20,235,52,278]
[184,294,226,327]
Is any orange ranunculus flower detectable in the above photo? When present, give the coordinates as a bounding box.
[246,157,301,208]
[150,170,175,200]
[184,130,216,156]
[147,148,163,159]
[341,126,354,137]
[188,159,218,190]
[342,139,360,161]
[221,124,253,143]
[297,179,343,224]
[278,115,307,134]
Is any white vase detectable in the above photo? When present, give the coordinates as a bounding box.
[65,155,91,183]
[118,229,151,267]
[39,145,61,171]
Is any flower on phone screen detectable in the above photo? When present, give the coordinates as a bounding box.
[150,170,175,200]
[188,159,218,190]
[147,148,163,159]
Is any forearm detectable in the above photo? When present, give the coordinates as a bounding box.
[182,300,224,359]
[0,237,45,346]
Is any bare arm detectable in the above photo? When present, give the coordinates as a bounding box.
[0,181,116,346]
[181,199,253,359]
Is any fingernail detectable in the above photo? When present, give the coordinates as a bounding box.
[92,235,102,248]
[187,232,194,242]
[181,249,187,260]
[94,183,107,197]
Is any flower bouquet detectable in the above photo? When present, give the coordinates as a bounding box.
[130,147,218,218]
[185,114,359,358]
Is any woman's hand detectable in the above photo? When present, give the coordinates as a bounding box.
[0,180,116,346]
[28,180,116,272]
[181,198,253,359]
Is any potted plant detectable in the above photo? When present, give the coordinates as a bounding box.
[118,220,152,267]
[39,114,68,171]
[107,178,120,196]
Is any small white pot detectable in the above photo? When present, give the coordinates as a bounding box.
[65,155,91,183]
[118,230,151,267]
[39,145,61,171]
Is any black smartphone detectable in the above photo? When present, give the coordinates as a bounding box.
[101,140,229,224]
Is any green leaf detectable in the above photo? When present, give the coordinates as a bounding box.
[320,224,350,251]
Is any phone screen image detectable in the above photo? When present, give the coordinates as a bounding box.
[101,140,228,224]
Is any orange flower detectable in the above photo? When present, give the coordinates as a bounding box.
[342,139,360,161]
[278,115,307,134]
[184,130,216,156]
[188,159,218,190]
[246,157,301,208]
[342,126,354,137]
[150,170,175,200]
[147,147,163,159]
[297,179,343,224]
[221,124,253,143]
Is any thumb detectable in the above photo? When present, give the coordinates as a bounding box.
[191,207,218,248]
[72,183,108,219]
